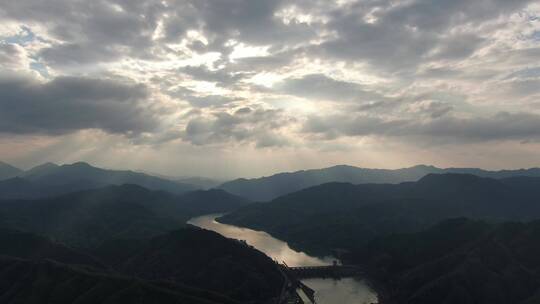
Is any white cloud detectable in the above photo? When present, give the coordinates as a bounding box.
[0,0,539,175]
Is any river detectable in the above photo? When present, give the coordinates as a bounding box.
[188,214,378,304]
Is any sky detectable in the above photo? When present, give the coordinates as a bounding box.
[0,0,539,178]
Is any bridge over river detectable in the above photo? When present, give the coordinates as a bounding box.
[188,214,378,304]
[276,262,365,304]
[287,264,363,279]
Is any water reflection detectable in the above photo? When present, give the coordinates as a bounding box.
[188,214,332,266]
[188,214,378,304]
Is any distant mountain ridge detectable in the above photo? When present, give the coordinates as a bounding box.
[219,164,540,201]
[0,161,22,180]
[0,184,248,248]
[219,174,540,254]
[0,161,200,199]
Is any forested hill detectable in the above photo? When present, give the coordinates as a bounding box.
[0,161,22,180]
[220,174,540,303]
[219,164,540,201]
[0,184,248,248]
[0,227,282,303]
[348,218,540,304]
[0,161,199,199]
[219,174,540,254]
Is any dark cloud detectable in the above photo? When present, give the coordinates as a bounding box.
[1,0,167,66]
[166,86,238,108]
[303,114,407,140]
[182,107,293,147]
[1,0,538,156]
[381,0,532,31]
[408,100,454,119]
[430,33,485,60]
[315,0,534,70]
[303,111,540,144]
[40,43,121,66]
[185,95,238,108]
[180,65,249,87]
[277,73,387,103]
[1,0,535,72]
[181,0,317,46]
[417,67,463,79]
[0,0,318,67]
[315,17,436,70]
[0,75,157,135]
[356,101,395,112]
[231,54,293,71]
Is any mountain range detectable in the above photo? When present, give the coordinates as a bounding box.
[0,227,282,303]
[0,161,23,180]
[0,184,248,248]
[219,173,540,254]
[348,218,540,304]
[5,161,540,202]
[0,180,279,303]
[219,173,540,303]
[219,164,540,201]
[0,162,199,199]
[3,160,540,304]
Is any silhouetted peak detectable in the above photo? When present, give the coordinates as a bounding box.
[0,162,23,179]
[328,164,359,170]
[409,164,438,170]
[66,162,93,168]
[0,161,19,168]
[25,162,59,174]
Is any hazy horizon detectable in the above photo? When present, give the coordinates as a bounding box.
[3,159,540,181]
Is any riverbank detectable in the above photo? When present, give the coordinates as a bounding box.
[189,214,379,304]
[215,214,391,304]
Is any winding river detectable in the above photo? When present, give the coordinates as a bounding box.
[188,214,378,304]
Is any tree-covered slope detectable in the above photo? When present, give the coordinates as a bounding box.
[95,228,283,303]
[0,184,248,248]
[0,256,239,304]
[0,162,198,200]
[0,161,22,181]
[0,226,283,303]
[219,174,540,254]
[219,164,540,201]
[0,228,104,269]
[348,219,540,304]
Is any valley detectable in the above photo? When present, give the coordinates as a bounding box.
[2,162,540,304]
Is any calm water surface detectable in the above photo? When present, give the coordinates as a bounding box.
[188,214,378,304]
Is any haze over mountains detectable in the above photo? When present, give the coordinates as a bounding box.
[219,173,540,253]
[0,184,247,248]
[0,161,199,199]
[5,161,540,202]
[219,164,540,201]
[0,161,23,180]
[219,173,540,303]
[0,166,277,303]
[3,159,540,304]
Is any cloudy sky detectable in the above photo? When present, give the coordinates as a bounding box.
[1,0,539,178]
